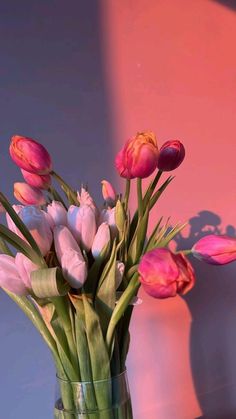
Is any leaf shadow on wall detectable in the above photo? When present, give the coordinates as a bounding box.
[174,211,236,419]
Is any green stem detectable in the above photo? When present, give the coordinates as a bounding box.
[51,171,78,205]
[124,180,130,212]
[52,297,79,378]
[137,179,143,219]
[106,274,140,356]
[48,186,68,210]
[181,249,192,255]
[143,170,162,207]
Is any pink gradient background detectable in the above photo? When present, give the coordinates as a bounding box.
[100,1,236,418]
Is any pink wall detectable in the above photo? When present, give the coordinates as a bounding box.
[101,1,236,418]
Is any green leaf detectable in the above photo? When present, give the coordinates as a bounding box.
[149,176,174,210]
[0,192,43,259]
[0,237,13,256]
[144,216,163,252]
[127,205,149,268]
[157,222,187,247]
[95,243,117,335]
[31,267,70,298]
[0,224,44,266]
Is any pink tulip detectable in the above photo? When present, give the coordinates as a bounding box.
[53,225,83,261]
[21,169,51,190]
[91,222,110,258]
[47,201,67,228]
[115,132,159,179]
[15,253,38,289]
[157,140,185,171]
[53,225,87,288]
[77,187,97,212]
[7,206,52,256]
[138,248,195,298]
[6,205,23,234]
[14,182,46,206]
[0,254,28,295]
[99,207,118,239]
[67,204,97,252]
[192,234,236,265]
[9,135,52,175]
[101,180,116,206]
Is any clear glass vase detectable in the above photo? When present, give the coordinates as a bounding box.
[54,370,133,419]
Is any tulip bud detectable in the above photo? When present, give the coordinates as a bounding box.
[21,169,51,190]
[92,222,110,258]
[115,200,126,234]
[9,135,52,175]
[67,204,97,252]
[101,180,116,206]
[0,254,28,295]
[115,131,159,179]
[53,225,83,261]
[14,182,46,206]
[15,253,38,290]
[99,207,118,239]
[53,225,87,288]
[7,206,52,256]
[47,201,67,228]
[138,248,195,298]
[61,248,87,288]
[192,234,236,265]
[157,140,185,171]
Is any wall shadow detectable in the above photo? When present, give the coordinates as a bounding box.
[213,0,236,11]
[175,211,236,418]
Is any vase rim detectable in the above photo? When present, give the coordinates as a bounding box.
[56,368,128,384]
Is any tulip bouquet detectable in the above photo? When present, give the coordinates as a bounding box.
[0,132,234,418]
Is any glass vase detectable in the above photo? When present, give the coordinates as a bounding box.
[54,370,133,419]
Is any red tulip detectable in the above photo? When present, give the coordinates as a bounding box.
[9,135,52,175]
[115,132,159,179]
[21,169,51,190]
[192,234,236,265]
[138,248,195,298]
[157,140,185,171]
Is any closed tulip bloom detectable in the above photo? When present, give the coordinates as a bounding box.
[6,205,23,234]
[53,225,83,262]
[92,222,110,258]
[0,254,28,295]
[192,234,236,265]
[61,248,87,288]
[157,140,185,171]
[47,201,67,228]
[115,131,159,179]
[15,253,38,289]
[7,206,52,256]
[138,248,195,299]
[14,182,46,206]
[99,207,118,239]
[54,225,87,288]
[67,204,97,252]
[21,169,51,190]
[9,135,52,175]
[101,180,116,206]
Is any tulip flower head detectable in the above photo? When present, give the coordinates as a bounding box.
[47,201,67,228]
[15,252,38,290]
[192,234,236,265]
[21,169,51,190]
[101,180,116,207]
[157,140,185,171]
[14,182,46,206]
[92,222,110,258]
[138,248,195,298]
[0,254,28,295]
[67,204,97,252]
[10,135,52,175]
[115,131,159,179]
